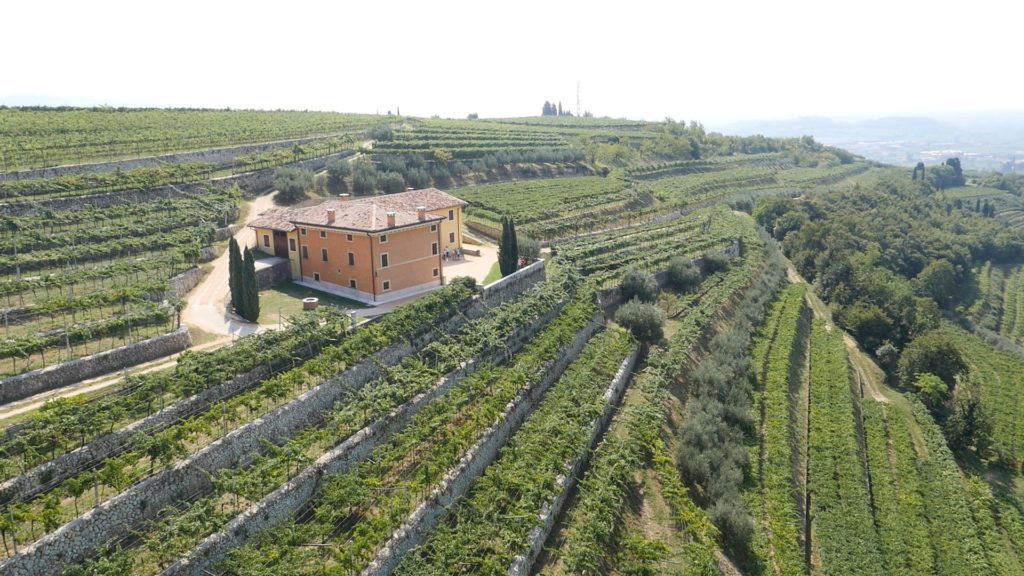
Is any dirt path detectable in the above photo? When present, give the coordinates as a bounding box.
[0,336,230,424]
[844,333,889,403]
[181,192,277,337]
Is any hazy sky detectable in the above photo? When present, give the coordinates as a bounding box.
[3,0,1020,124]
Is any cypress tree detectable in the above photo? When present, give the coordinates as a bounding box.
[508,217,519,271]
[228,237,242,310]
[240,247,261,322]
[498,216,520,277]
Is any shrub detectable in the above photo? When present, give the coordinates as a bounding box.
[702,251,731,275]
[665,257,701,292]
[272,167,313,204]
[615,299,665,344]
[325,158,351,195]
[378,171,406,194]
[620,267,659,303]
[518,234,540,261]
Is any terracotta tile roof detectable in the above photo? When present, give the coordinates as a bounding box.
[348,188,469,212]
[249,208,297,232]
[289,201,443,231]
[247,188,465,233]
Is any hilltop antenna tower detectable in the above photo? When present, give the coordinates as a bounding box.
[576,81,581,117]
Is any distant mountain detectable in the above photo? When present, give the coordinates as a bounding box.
[716,114,1024,172]
[721,116,960,142]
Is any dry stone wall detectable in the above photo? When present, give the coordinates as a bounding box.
[0,327,191,405]
[0,288,505,575]
[362,310,604,576]
[167,267,206,300]
[0,365,271,506]
[509,346,640,575]
[162,299,573,576]
[480,259,546,306]
[0,136,346,182]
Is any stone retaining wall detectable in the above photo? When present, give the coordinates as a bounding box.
[162,298,574,576]
[254,259,291,289]
[0,365,271,506]
[209,150,355,198]
[0,291,497,575]
[361,310,604,576]
[0,136,348,182]
[480,259,546,307]
[0,327,191,405]
[509,345,640,575]
[167,267,206,300]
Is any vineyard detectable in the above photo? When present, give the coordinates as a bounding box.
[455,151,872,242]
[0,109,380,172]
[368,119,579,159]
[0,184,238,376]
[2,109,1024,575]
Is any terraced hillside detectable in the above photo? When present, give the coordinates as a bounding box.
[3,110,1024,576]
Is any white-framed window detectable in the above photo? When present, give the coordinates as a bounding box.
[263,234,270,247]
[288,238,296,251]
[313,272,321,281]
[346,234,353,242]
[430,224,437,232]
[349,279,357,289]
[432,242,438,255]
[449,232,455,243]
[300,228,307,236]
[380,253,389,268]
[382,280,391,292]
[448,209,454,221]
[347,252,355,266]
[432,268,439,277]
[380,234,388,244]
[301,246,308,259]
[320,230,326,239]
[321,248,328,262]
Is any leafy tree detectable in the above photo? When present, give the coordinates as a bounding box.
[228,237,243,310]
[665,257,701,292]
[351,160,378,195]
[272,167,313,204]
[914,372,949,409]
[897,330,966,388]
[912,161,925,180]
[838,302,893,352]
[378,171,406,194]
[367,124,393,141]
[914,258,957,309]
[944,383,993,454]
[620,267,659,303]
[498,216,519,277]
[615,299,666,344]
[325,159,350,195]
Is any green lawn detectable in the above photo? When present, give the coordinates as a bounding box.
[258,282,366,327]
[483,261,502,285]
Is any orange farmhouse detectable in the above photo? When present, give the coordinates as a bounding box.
[249,188,468,304]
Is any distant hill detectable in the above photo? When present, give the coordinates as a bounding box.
[717,113,1024,171]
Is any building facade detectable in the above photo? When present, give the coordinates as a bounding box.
[250,188,467,304]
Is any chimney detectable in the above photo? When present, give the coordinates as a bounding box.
[339,194,350,202]
[417,206,427,221]
[326,208,336,224]
[386,211,396,227]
